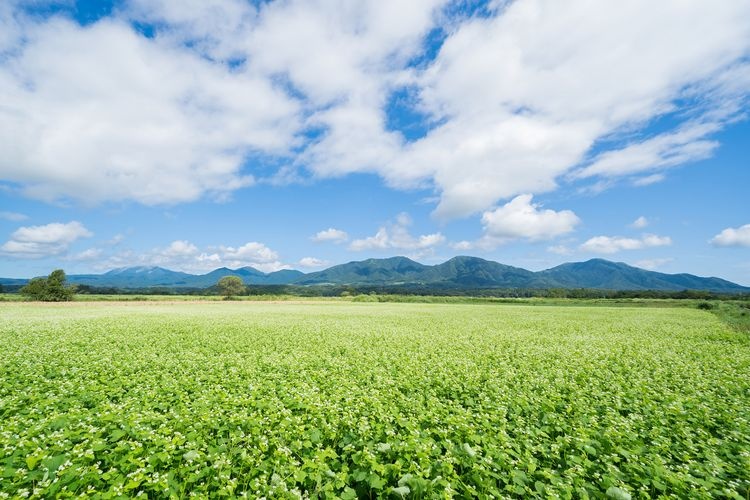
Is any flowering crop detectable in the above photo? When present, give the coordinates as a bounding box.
[1,302,748,498]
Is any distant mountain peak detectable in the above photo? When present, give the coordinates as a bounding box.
[3,256,747,292]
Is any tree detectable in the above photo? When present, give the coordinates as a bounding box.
[19,269,76,301]
[217,276,245,299]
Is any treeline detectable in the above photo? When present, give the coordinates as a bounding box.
[6,272,748,301]
[64,283,750,301]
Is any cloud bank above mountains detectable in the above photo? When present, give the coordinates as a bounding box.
[0,0,748,223]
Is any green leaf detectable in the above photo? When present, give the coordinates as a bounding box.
[606,486,632,500]
[392,485,410,496]
[109,429,127,442]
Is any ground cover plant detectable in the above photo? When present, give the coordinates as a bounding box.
[1,302,748,498]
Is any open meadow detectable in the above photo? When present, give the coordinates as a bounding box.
[1,301,749,498]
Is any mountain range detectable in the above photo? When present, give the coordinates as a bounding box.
[1,256,747,293]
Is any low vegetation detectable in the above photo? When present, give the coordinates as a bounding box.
[1,302,748,497]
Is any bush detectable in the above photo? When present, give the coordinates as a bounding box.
[19,269,75,301]
[696,301,715,310]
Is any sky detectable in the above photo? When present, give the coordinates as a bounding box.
[0,0,749,284]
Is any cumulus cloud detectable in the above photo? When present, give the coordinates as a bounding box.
[349,213,445,252]
[97,239,288,273]
[630,216,649,229]
[220,242,280,264]
[0,14,297,206]
[0,221,92,257]
[480,194,580,245]
[412,2,750,217]
[311,228,349,243]
[0,211,28,221]
[710,224,750,247]
[580,234,672,254]
[161,240,199,257]
[0,1,748,218]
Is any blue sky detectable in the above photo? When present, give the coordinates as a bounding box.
[1,0,749,284]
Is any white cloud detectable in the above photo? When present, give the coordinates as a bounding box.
[547,245,573,256]
[634,258,673,270]
[0,14,298,205]
[67,247,103,261]
[349,213,445,252]
[0,221,92,258]
[298,257,329,268]
[409,1,750,217]
[480,194,580,245]
[450,240,474,251]
[162,240,199,257]
[632,173,666,187]
[0,211,27,221]
[220,242,279,263]
[311,228,349,243]
[580,234,672,254]
[575,122,721,179]
[96,239,289,273]
[106,234,125,246]
[0,1,748,218]
[710,224,750,247]
[630,216,649,229]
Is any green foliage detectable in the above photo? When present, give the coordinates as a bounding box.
[217,276,245,299]
[18,269,75,301]
[0,302,748,497]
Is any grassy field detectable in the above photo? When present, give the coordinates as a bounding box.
[1,302,749,498]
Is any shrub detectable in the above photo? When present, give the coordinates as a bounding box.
[19,269,75,301]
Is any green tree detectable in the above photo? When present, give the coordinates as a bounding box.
[19,269,75,301]
[217,276,245,299]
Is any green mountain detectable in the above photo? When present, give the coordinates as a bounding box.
[3,257,747,293]
[419,256,539,287]
[294,256,427,285]
[538,259,746,292]
[292,256,747,292]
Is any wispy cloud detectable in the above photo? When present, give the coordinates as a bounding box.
[0,211,28,221]
[298,257,330,268]
[580,234,672,254]
[630,216,649,229]
[634,258,673,270]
